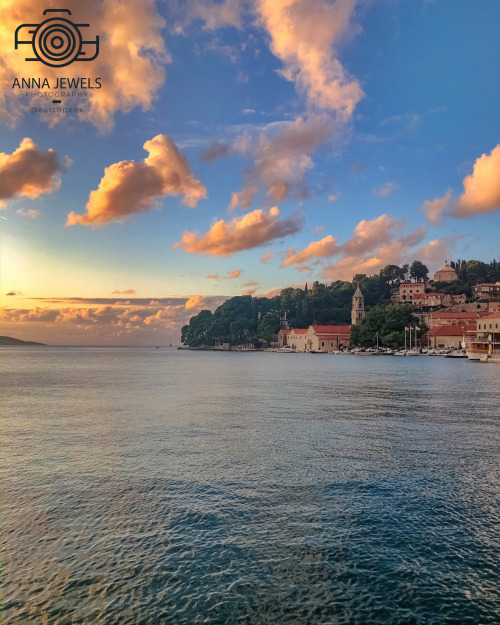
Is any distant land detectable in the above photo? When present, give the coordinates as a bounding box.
[0,336,46,346]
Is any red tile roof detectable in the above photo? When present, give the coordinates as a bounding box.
[291,328,308,334]
[431,311,482,319]
[278,329,291,335]
[429,324,476,336]
[479,312,500,320]
[311,325,351,334]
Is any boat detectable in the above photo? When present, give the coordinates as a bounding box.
[276,345,295,353]
[444,350,467,359]
[466,337,500,363]
[405,349,421,356]
[309,349,327,354]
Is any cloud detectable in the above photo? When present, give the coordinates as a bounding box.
[17,209,40,218]
[0,294,230,343]
[175,0,243,31]
[0,138,66,205]
[322,222,428,281]
[1,1,169,131]
[5,292,19,296]
[453,145,500,217]
[315,225,326,232]
[422,192,451,226]
[242,280,259,287]
[372,182,398,197]
[224,269,242,279]
[282,235,340,267]
[261,251,273,263]
[328,195,339,202]
[342,214,404,256]
[112,289,136,295]
[174,206,303,256]
[228,113,342,208]
[256,0,363,115]
[205,273,220,279]
[413,236,461,267]
[67,135,206,226]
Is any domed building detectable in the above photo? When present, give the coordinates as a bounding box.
[433,261,458,283]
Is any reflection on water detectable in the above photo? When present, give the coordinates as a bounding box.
[2,348,499,624]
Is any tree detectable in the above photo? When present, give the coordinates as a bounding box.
[352,303,423,348]
[410,260,429,282]
[257,313,280,343]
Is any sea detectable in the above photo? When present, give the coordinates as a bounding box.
[1,347,499,625]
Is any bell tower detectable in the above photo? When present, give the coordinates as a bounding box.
[351,285,365,326]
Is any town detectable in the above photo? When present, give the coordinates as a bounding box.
[181,260,500,362]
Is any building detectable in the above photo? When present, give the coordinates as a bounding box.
[276,329,291,348]
[430,310,485,328]
[351,285,365,325]
[306,325,351,351]
[397,281,426,302]
[412,292,467,309]
[426,324,475,349]
[433,261,458,282]
[466,312,500,362]
[473,282,500,300]
[288,328,308,351]
[288,325,351,352]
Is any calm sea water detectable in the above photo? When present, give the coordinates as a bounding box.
[2,347,499,625]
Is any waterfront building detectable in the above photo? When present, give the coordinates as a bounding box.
[288,325,351,352]
[473,282,500,300]
[306,325,351,351]
[397,281,425,302]
[433,261,458,282]
[466,312,500,362]
[426,324,475,349]
[351,286,366,325]
[288,328,308,351]
[277,329,291,348]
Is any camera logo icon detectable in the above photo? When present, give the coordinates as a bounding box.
[15,9,99,68]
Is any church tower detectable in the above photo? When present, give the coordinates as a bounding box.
[351,285,365,326]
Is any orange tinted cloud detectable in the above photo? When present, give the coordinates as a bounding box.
[282,235,340,267]
[342,214,404,256]
[67,135,206,226]
[453,145,500,217]
[174,206,303,256]
[422,192,451,226]
[0,138,66,204]
[322,224,428,280]
[205,274,220,280]
[224,269,241,279]
[1,0,168,131]
[261,251,273,263]
[256,0,363,115]
[112,289,136,295]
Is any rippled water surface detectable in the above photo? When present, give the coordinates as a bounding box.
[2,347,499,624]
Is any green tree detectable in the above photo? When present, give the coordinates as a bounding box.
[410,260,429,282]
[352,303,423,349]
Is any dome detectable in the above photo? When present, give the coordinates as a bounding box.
[433,261,458,283]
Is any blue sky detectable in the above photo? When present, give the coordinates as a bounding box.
[1,0,499,343]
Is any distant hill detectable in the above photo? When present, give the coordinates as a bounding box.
[0,336,46,346]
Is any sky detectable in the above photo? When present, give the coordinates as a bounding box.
[1,0,499,345]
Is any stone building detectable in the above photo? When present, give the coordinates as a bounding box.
[351,285,366,325]
[433,261,458,282]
